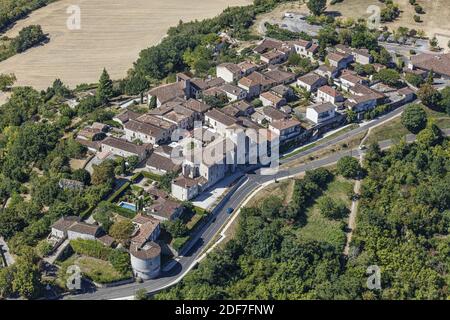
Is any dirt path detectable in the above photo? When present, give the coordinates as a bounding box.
[343,168,362,256]
[0,0,251,90]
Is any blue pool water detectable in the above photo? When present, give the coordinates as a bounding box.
[118,202,137,212]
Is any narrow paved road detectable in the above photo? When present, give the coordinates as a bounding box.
[69,103,416,300]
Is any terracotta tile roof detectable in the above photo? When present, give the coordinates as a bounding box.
[131,216,160,247]
[335,44,352,54]
[124,119,166,137]
[231,100,252,112]
[308,102,336,113]
[130,242,161,259]
[238,61,258,73]
[132,214,159,226]
[205,108,237,126]
[185,99,212,113]
[75,138,101,151]
[206,77,226,87]
[254,38,283,54]
[148,82,185,104]
[52,216,81,232]
[264,69,296,83]
[340,73,364,84]
[78,127,103,140]
[318,85,341,98]
[68,222,100,236]
[154,145,173,157]
[114,110,140,123]
[328,52,345,63]
[219,83,245,97]
[239,71,275,88]
[222,105,241,117]
[271,85,291,97]
[261,49,285,61]
[270,118,301,130]
[146,152,180,173]
[173,176,198,188]
[260,91,284,105]
[218,63,241,74]
[298,73,325,86]
[102,136,152,155]
[136,114,174,129]
[97,235,115,247]
[262,106,287,121]
[292,39,311,48]
[202,86,226,97]
[307,43,319,53]
[410,53,450,77]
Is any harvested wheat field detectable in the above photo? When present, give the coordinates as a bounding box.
[0,0,252,90]
[331,0,450,48]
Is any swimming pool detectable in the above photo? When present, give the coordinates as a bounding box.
[118,201,137,212]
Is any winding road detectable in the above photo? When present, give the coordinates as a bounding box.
[69,103,418,300]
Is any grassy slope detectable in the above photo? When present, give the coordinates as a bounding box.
[296,175,353,251]
[251,173,353,251]
[367,106,450,145]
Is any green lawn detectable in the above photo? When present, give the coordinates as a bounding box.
[366,117,408,145]
[58,255,131,286]
[296,176,353,251]
[367,107,450,145]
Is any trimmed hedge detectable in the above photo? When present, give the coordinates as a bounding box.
[194,206,209,216]
[141,171,163,182]
[130,172,143,183]
[106,181,131,203]
[80,206,96,219]
[186,214,205,232]
[70,239,113,260]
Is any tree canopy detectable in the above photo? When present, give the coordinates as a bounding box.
[401,104,428,133]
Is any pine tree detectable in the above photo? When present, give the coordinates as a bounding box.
[97,68,113,103]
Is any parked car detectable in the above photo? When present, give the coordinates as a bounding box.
[226,208,234,215]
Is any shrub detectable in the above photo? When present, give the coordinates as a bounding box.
[414,4,424,14]
[11,25,47,53]
[70,239,112,260]
[405,72,424,87]
[401,104,427,133]
[172,236,190,251]
[317,196,349,220]
[36,240,53,257]
[108,250,132,275]
[337,156,362,179]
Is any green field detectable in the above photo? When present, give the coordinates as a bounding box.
[296,176,353,251]
[367,106,450,145]
[58,255,131,286]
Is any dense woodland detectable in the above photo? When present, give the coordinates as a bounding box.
[0,0,56,31]
[156,130,449,299]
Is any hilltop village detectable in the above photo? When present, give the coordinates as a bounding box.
[1,0,449,300]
